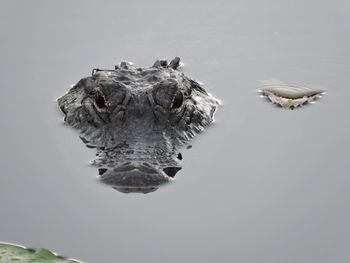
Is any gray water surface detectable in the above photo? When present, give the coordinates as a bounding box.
[1,1,350,263]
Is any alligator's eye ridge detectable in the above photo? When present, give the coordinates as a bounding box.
[172,91,183,109]
[96,95,106,108]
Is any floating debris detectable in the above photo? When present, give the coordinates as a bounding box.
[260,79,325,109]
[0,243,81,263]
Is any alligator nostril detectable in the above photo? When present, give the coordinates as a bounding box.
[98,168,108,175]
[163,167,182,178]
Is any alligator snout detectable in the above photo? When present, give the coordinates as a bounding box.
[98,162,179,193]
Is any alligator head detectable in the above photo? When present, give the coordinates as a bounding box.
[58,57,218,193]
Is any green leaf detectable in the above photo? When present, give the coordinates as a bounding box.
[260,79,325,108]
[0,243,80,263]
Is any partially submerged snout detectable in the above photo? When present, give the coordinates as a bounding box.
[99,162,181,193]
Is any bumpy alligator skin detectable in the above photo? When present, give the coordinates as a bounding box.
[58,57,218,193]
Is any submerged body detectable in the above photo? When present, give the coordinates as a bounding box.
[58,57,218,193]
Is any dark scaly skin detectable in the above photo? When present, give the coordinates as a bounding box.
[58,57,218,193]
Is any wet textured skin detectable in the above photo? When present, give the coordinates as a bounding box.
[58,58,218,193]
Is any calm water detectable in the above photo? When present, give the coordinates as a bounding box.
[1,1,350,262]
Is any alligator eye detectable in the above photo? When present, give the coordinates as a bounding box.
[95,95,106,108]
[171,91,183,109]
[152,79,184,109]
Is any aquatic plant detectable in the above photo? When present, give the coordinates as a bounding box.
[260,79,325,109]
[0,243,80,263]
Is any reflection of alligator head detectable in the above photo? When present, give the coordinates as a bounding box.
[58,57,218,193]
